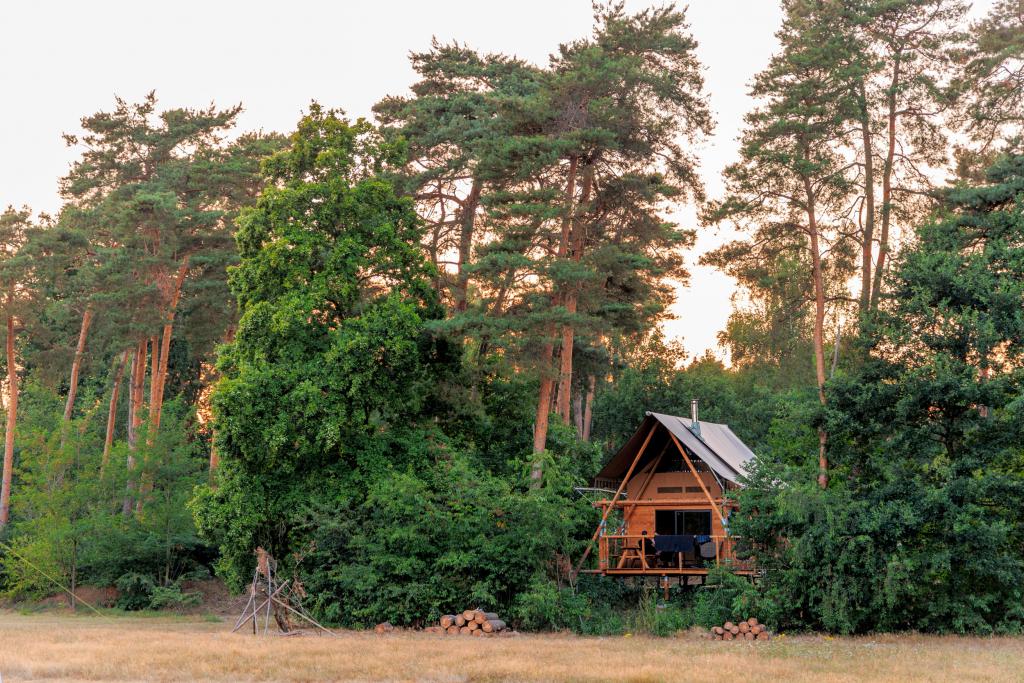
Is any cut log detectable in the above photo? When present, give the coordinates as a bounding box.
[756,631,770,641]
[723,631,734,640]
[440,615,455,629]
[474,611,499,624]
[459,626,472,635]
[744,631,755,640]
[739,621,750,633]
[747,617,759,627]
[462,609,477,621]
[730,625,740,635]
[723,621,734,631]
[468,621,480,631]
[472,629,483,637]
[446,625,460,635]
[712,626,724,635]
[482,619,506,633]
[455,614,466,627]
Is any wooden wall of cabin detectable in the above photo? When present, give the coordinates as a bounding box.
[622,470,729,538]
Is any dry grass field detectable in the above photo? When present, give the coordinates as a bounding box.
[0,611,1021,682]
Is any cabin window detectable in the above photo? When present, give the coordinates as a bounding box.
[654,509,712,536]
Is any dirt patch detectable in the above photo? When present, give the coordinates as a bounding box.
[36,585,119,610]
[178,578,248,617]
[28,579,246,617]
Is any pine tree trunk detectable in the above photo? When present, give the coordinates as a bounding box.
[870,55,901,311]
[0,315,19,527]
[101,350,129,476]
[454,179,483,313]
[556,163,593,422]
[123,339,146,515]
[532,157,579,466]
[62,306,94,429]
[582,374,595,442]
[857,82,875,318]
[134,338,147,431]
[151,257,189,434]
[573,387,584,434]
[532,340,555,483]
[148,334,160,428]
[803,176,829,489]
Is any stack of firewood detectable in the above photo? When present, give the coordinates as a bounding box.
[710,617,771,641]
[427,609,508,636]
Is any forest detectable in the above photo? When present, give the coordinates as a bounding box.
[0,0,1021,636]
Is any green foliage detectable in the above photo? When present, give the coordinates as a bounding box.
[114,572,156,610]
[511,576,589,633]
[2,3,1020,641]
[690,567,765,629]
[290,447,591,627]
[115,572,201,611]
[193,107,594,626]
[734,153,1024,635]
[0,384,210,605]
[591,334,796,455]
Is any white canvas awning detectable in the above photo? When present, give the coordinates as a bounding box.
[594,412,756,486]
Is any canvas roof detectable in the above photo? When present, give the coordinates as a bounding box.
[594,411,756,485]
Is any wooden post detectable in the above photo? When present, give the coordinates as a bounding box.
[571,421,658,579]
[666,431,728,529]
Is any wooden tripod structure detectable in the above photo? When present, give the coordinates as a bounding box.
[232,547,335,637]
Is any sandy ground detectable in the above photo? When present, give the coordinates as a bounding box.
[0,610,1021,682]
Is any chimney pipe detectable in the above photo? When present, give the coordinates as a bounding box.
[690,399,701,437]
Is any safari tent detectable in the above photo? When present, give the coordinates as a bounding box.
[579,404,757,578]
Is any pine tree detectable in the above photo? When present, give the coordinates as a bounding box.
[955,0,1024,153]
[0,208,41,526]
[706,0,862,487]
[59,94,274,504]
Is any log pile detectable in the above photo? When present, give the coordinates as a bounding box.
[710,617,771,641]
[432,609,509,637]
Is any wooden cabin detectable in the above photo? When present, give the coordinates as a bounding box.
[580,407,756,578]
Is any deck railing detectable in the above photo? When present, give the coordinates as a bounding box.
[596,534,754,573]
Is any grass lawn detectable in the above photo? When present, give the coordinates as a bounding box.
[0,610,1021,682]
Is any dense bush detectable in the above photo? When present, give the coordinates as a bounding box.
[0,386,212,604]
[732,154,1024,635]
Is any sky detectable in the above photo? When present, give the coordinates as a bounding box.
[0,1,992,361]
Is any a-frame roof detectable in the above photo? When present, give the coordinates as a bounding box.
[594,411,756,485]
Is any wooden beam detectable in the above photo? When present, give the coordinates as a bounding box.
[572,421,658,579]
[613,498,732,508]
[666,431,728,530]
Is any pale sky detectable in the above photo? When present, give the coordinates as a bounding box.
[0,1,993,360]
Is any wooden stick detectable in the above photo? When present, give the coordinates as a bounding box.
[270,596,336,637]
[231,569,261,632]
[232,580,290,634]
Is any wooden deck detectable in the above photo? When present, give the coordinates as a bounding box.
[584,533,755,577]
